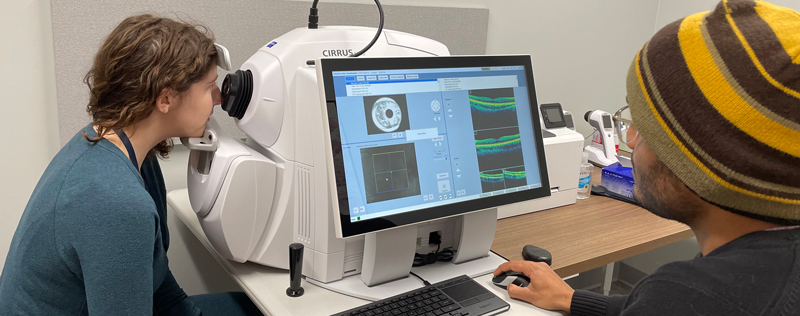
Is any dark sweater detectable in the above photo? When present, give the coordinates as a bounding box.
[0,124,200,315]
[571,228,800,316]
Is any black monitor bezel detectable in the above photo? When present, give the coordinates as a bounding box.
[320,55,551,238]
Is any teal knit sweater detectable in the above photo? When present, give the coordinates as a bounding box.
[0,124,199,315]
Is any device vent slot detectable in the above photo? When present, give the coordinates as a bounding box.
[297,166,313,243]
[345,253,362,263]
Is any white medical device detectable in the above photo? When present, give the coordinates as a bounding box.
[583,110,618,167]
[182,25,584,299]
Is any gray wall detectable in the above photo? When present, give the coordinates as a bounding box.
[51,0,489,144]
[655,0,800,31]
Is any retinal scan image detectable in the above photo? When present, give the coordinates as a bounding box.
[469,88,527,192]
[364,94,411,135]
[360,143,421,204]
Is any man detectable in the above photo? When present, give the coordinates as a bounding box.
[494,0,800,315]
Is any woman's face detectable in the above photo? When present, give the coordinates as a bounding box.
[171,66,221,137]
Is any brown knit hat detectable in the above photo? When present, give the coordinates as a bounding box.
[626,0,800,221]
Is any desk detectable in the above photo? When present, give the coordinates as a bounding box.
[491,169,694,277]
[168,190,561,316]
[167,169,693,316]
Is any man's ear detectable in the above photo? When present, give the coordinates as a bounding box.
[155,88,179,114]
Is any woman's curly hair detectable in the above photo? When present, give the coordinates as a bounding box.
[83,14,217,158]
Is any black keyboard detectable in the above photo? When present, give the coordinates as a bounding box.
[331,275,509,316]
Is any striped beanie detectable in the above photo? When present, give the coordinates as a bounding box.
[626,0,800,221]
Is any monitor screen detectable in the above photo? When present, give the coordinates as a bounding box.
[320,56,551,237]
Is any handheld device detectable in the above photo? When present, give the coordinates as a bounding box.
[583,110,618,167]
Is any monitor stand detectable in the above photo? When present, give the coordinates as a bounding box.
[306,208,506,301]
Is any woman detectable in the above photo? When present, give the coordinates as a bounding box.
[0,14,261,315]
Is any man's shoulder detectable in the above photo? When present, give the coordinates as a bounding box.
[655,230,799,282]
[635,233,800,316]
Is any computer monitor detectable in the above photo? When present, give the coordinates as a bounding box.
[319,55,551,238]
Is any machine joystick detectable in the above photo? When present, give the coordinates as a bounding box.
[287,243,305,297]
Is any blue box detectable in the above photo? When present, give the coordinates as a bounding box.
[601,163,635,199]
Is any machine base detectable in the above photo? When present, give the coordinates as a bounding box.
[306,252,507,301]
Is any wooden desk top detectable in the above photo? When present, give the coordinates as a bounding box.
[490,168,694,277]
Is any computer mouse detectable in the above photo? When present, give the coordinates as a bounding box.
[491,271,530,289]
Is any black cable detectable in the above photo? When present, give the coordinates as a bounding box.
[413,243,455,267]
[308,0,320,29]
[307,0,384,56]
[409,271,430,286]
[351,0,384,57]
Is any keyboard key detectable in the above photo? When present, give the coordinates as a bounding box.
[441,305,459,313]
[423,306,433,312]
[422,299,433,305]
[431,303,441,309]
[440,299,454,306]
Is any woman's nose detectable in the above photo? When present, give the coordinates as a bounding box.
[212,84,222,106]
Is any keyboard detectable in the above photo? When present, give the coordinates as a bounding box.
[331,275,509,316]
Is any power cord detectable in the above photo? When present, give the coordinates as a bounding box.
[413,232,455,267]
[307,0,385,57]
[413,244,455,267]
[409,271,430,286]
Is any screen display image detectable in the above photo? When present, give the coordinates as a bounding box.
[360,143,421,203]
[544,108,563,123]
[469,88,527,193]
[364,94,410,135]
[321,56,551,237]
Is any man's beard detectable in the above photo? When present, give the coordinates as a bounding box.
[632,151,702,225]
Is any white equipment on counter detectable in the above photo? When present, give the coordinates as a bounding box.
[181,26,584,293]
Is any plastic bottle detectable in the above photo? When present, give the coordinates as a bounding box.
[577,152,594,199]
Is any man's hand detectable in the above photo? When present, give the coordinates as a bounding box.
[493,260,574,312]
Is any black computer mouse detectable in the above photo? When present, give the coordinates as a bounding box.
[491,271,530,289]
